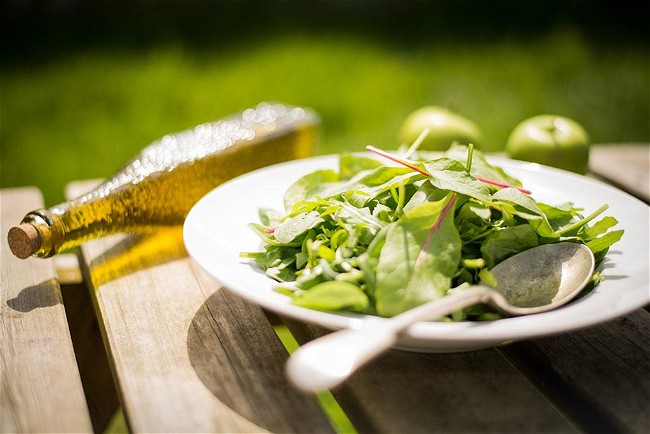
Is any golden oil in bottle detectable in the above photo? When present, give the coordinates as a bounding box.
[8,102,319,259]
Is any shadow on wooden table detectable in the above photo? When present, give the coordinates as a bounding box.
[6,279,61,312]
[186,287,336,433]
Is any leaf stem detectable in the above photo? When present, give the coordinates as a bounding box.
[402,129,430,159]
[367,145,532,195]
[366,145,429,176]
[394,182,407,219]
[556,204,609,236]
[474,176,532,195]
[466,143,474,172]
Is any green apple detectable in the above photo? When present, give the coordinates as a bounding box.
[505,115,590,174]
[399,106,483,151]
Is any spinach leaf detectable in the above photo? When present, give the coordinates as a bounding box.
[422,158,492,202]
[444,143,523,188]
[291,280,370,312]
[480,224,539,267]
[284,169,340,211]
[339,153,384,179]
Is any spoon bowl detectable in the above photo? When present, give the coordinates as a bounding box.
[286,242,595,393]
[483,242,595,315]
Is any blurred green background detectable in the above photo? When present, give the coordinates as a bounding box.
[1,0,648,208]
[1,2,647,433]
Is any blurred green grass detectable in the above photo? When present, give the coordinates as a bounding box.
[1,2,648,206]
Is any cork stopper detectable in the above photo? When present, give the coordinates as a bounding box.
[8,224,42,259]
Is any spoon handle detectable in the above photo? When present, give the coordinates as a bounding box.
[387,286,493,330]
[286,287,492,392]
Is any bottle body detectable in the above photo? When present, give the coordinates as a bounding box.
[11,103,319,258]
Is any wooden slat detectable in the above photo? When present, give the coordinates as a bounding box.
[589,144,649,203]
[66,181,334,433]
[1,188,93,433]
[284,320,577,433]
[500,309,650,433]
[59,278,120,433]
[53,252,120,432]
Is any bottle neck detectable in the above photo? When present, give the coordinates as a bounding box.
[20,210,66,258]
[20,181,181,258]
[23,191,133,257]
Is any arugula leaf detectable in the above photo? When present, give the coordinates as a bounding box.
[274,211,324,244]
[536,202,579,233]
[492,188,556,238]
[581,216,619,239]
[342,166,425,206]
[585,227,624,261]
[575,213,624,261]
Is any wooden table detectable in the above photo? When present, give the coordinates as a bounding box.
[2,144,649,433]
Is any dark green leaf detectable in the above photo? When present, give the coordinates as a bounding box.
[582,216,619,239]
[492,188,556,237]
[480,224,539,268]
[423,158,492,201]
[444,144,523,187]
[586,230,624,257]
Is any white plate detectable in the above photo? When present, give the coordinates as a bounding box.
[184,154,650,352]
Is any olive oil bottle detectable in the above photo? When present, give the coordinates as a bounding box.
[8,102,319,259]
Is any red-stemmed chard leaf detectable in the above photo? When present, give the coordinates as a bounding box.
[416,195,457,268]
[375,194,461,317]
[366,145,531,195]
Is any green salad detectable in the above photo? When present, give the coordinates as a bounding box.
[241,143,623,320]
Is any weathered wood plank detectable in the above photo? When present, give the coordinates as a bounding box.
[284,319,577,434]
[67,181,334,433]
[589,144,649,203]
[1,187,93,433]
[499,309,650,434]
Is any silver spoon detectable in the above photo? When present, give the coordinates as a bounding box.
[286,242,595,393]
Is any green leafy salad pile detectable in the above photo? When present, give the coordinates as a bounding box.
[241,143,623,320]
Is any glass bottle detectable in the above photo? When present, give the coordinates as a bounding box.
[8,102,319,259]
